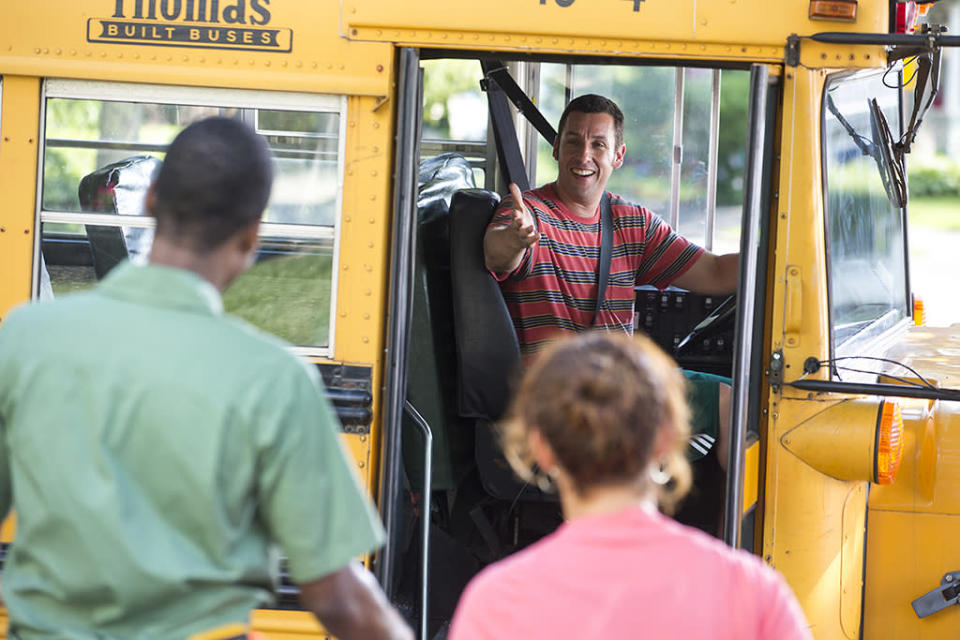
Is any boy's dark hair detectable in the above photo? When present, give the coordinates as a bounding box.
[557,94,625,148]
[151,117,273,250]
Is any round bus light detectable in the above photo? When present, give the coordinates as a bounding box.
[875,400,904,484]
[782,397,904,484]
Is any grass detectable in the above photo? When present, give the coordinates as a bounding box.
[45,252,333,348]
[908,196,960,231]
[223,252,333,347]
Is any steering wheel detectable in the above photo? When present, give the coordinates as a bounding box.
[674,294,737,357]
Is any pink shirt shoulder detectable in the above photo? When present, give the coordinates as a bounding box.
[449,507,811,640]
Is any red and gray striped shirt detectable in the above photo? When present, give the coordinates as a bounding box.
[490,183,704,357]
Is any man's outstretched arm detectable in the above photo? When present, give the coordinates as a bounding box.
[298,561,414,640]
[670,251,739,295]
[483,182,539,275]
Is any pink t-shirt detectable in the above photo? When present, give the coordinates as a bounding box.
[449,506,811,640]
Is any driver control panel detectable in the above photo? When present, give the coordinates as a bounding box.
[634,285,733,377]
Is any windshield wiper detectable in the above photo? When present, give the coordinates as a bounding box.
[826,94,874,157]
[869,97,907,209]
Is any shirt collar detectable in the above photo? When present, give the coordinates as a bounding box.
[97,261,224,316]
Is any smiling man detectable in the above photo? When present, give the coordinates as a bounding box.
[483,93,739,468]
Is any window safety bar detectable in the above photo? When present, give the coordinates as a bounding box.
[669,68,685,231]
[706,70,722,252]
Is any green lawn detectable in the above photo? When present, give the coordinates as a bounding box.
[223,252,333,347]
[909,196,960,231]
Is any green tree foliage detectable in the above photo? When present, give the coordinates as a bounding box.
[717,71,750,206]
[421,59,484,139]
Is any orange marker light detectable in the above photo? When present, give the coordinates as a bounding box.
[875,400,904,484]
[810,0,858,21]
[913,295,926,326]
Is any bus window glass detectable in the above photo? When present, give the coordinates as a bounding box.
[420,59,488,187]
[535,63,749,253]
[678,67,713,247]
[536,63,675,215]
[39,86,341,351]
[823,70,909,350]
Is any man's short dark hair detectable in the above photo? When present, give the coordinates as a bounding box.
[152,117,273,250]
[557,94,625,148]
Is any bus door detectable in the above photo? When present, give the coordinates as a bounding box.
[381,48,781,635]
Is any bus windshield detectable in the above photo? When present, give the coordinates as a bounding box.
[823,68,910,352]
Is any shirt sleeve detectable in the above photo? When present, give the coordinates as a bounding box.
[486,194,534,282]
[254,360,385,584]
[636,209,705,289]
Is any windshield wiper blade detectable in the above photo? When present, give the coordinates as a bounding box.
[826,94,874,157]
[870,97,907,209]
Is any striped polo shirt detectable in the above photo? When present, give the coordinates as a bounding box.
[490,183,704,357]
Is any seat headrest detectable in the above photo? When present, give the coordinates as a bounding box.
[78,155,161,215]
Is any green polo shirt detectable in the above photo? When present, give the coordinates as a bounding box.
[0,262,385,639]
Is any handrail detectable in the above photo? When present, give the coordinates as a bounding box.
[403,401,433,640]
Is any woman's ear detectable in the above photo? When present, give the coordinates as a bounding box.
[651,423,677,461]
[528,428,558,474]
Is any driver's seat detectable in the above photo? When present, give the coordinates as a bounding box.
[448,189,550,501]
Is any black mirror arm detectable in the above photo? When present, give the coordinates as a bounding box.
[896,53,936,157]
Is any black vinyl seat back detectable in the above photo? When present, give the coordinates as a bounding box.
[449,189,551,501]
[448,189,519,421]
[78,155,161,279]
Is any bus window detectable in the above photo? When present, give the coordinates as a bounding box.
[420,59,490,188]
[535,63,750,254]
[38,80,343,352]
[823,69,910,356]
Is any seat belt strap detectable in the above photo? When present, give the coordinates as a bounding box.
[481,71,530,192]
[483,63,558,146]
[593,192,613,326]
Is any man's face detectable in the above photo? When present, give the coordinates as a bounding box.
[552,111,625,208]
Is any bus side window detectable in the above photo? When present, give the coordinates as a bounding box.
[38,82,344,353]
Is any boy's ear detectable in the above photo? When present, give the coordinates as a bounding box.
[145,184,158,217]
[237,220,261,254]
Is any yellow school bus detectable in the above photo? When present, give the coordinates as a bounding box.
[2,0,959,638]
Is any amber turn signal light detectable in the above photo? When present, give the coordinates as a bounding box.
[782,397,905,485]
[875,400,904,484]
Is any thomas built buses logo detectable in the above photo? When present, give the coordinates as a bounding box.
[87,0,293,52]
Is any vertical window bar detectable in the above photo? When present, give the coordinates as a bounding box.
[564,64,576,106]
[33,80,48,301]
[523,62,542,188]
[669,68,685,230]
[706,69,722,251]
